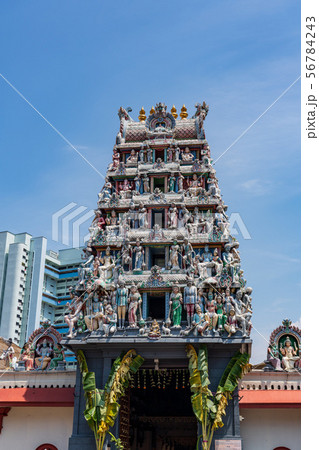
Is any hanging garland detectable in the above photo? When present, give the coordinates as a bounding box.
[130,368,189,390]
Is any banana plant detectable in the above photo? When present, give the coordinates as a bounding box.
[186,344,251,450]
[77,349,144,450]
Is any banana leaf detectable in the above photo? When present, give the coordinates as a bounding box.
[186,344,198,376]
[198,345,210,388]
[217,351,251,394]
[190,392,204,422]
[77,349,89,373]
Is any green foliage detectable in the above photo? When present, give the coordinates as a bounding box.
[77,349,144,450]
[185,344,251,450]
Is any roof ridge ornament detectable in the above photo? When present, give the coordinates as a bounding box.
[171,105,178,119]
[180,104,188,119]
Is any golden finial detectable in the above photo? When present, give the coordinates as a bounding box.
[138,107,146,122]
[180,104,188,119]
[171,105,178,119]
[150,106,155,115]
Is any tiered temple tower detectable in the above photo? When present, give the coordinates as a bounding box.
[65,103,252,450]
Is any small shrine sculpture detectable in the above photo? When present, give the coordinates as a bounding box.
[264,319,301,372]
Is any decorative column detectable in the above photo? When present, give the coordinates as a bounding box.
[142,292,147,319]
[165,292,170,318]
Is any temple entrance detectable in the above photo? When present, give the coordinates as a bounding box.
[120,368,197,450]
[148,294,166,320]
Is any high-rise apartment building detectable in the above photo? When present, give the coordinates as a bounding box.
[0,231,83,346]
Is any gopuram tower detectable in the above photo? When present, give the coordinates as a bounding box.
[65,103,253,449]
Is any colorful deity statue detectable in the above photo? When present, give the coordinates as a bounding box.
[138,203,148,229]
[99,249,115,282]
[280,337,300,371]
[215,294,227,331]
[34,339,53,370]
[111,148,120,170]
[174,144,180,161]
[188,174,202,197]
[84,291,104,331]
[116,281,128,329]
[133,240,144,270]
[168,173,176,192]
[197,288,207,312]
[127,149,138,164]
[184,279,197,328]
[19,342,34,371]
[212,249,223,277]
[177,173,184,192]
[103,305,117,336]
[267,344,283,371]
[182,238,194,269]
[224,309,237,337]
[193,304,207,336]
[49,343,65,370]
[143,174,150,193]
[128,285,142,328]
[170,285,183,328]
[167,146,174,162]
[134,175,141,194]
[169,242,180,270]
[65,295,84,338]
[181,147,194,162]
[146,144,153,163]
[168,204,178,228]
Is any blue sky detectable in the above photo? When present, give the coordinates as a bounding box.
[0,0,300,362]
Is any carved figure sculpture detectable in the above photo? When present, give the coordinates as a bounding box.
[19,342,33,371]
[170,285,183,328]
[177,173,184,192]
[49,343,65,370]
[215,294,227,331]
[116,281,128,329]
[280,337,300,371]
[65,295,84,338]
[103,305,117,336]
[133,240,144,270]
[127,149,138,164]
[184,280,197,328]
[167,173,175,193]
[34,339,53,370]
[169,243,180,270]
[182,238,194,269]
[138,203,148,229]
[84,292,104,331]
[193,304,206,336]
[143,174,150,193]
[168,205,178,228]
[99,249,115,282]
[224,309,237,337]
[197,288,207,312]
[128,285,142,328]
[182,147,194,162]
[267,344,283,371]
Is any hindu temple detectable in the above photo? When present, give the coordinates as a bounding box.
[62,102,253,449]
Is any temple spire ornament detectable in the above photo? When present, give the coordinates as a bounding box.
[149,105,155,115]
[138,107,146,122]
[180,104,188,119]
[171,105,178,119]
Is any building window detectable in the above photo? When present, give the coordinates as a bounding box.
[36,445,58,450]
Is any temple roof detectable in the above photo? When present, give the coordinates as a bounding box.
[117,102,209,144]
